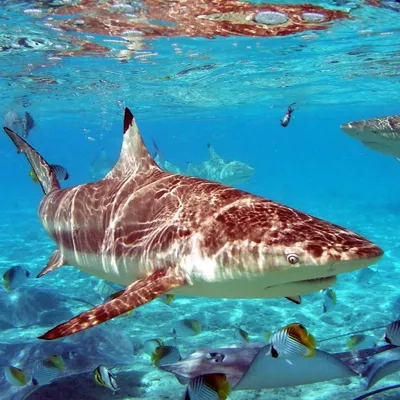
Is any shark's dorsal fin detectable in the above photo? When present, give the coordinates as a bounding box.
[207,143,222,162]
[105,108,160,179]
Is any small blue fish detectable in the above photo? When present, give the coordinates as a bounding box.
[322,288,337,313]
[2,266,29,292]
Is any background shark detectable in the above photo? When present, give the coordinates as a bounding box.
[340,115,400,158]
[3,107,383,341]
[154,141,255,186]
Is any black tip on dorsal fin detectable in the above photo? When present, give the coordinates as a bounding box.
[105,106,161,179]
[123,107,134,134]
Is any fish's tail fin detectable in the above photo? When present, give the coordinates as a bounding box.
[3,127,60,195]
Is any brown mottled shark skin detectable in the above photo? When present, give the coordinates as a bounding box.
[3,108,383,340]
[340,115,400,158]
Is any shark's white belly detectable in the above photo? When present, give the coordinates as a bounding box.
[62,248,143,285]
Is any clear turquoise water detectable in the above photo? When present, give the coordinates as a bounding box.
[0,1,399,399]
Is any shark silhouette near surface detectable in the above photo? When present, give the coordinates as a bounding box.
[340,115,400,158]
[154,141,255,186]
[3,107,383,341]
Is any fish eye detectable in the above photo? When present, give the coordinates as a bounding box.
[297,324,306,331]
[286,253,299,265]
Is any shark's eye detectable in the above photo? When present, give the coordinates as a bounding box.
[287,253,299,265]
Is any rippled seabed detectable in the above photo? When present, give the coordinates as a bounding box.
[0,0,400,399]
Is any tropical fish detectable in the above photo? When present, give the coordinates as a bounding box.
[356,267,378,285]
[159,294,175,305]
[268,323,316,358]
[143,338,165,356]
[4,366,27,387]
[94,365,118,392]
[31,355,64,386]
[172,319,202,337]
[280,102,296,127]
[184,373,231,400]
[340,115,400,158]
[151,345,182,367]
[29,164,69,184]
[347,334,376,351]
[234,327,250,343]
[3,107,383,341]
[22,112,34,138]
[264,331,272,342]
[384,320,400,346]
[2,266,29,292]
[322,288,337,313]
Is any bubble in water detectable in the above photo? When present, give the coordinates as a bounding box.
[254,11,288,25]
[301,12,326,23]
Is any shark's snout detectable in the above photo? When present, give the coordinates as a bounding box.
[199,197,383,297]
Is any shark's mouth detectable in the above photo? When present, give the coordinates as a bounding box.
[300,276,336,284]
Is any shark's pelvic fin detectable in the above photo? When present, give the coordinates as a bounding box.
[3,127,60,195]
[286,295,302,305]
[105,108,160,179]
[37,249,65,278]
[38,268,187,340]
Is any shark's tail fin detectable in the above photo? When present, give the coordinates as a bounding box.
[3,127,60,195]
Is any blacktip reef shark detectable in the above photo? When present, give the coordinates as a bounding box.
[3,107,383,340]
[153,140,255,186]
[340,115,400,159]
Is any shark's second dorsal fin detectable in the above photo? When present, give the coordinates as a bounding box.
[105,108,160,179]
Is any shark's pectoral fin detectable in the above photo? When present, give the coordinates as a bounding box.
[38,268,187,340]
[286,296,302,304]
[37,249,65,278]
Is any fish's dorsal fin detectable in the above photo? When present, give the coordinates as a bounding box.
[105,108,160,180]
